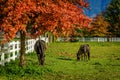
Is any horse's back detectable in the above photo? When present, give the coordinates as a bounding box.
[80,44,90,53]
[34,40,46,53]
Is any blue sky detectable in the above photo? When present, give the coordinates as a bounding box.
[85,0,111,18]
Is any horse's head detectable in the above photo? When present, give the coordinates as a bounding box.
[77,52,80,61]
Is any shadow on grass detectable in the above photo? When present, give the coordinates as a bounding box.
[57,56,72,61]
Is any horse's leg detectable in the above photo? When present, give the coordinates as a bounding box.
[83,53,85,61]
[80,54,82,61]
[40,53,45,65]
[37,54,41,65]
[84,53,87,61]
[41,57,44,65]
[88,51,90,60]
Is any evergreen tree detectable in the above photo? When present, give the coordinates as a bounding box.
[103,0,120,37]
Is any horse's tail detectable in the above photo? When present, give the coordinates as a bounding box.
[39,40,44,57]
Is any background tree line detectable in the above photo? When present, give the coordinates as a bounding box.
[76,0,120,37]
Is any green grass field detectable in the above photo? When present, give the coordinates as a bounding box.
[0,42,120,80]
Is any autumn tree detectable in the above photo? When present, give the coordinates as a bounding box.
[103,0,120,37]
[0,0,91,67]
[90,14,109,37]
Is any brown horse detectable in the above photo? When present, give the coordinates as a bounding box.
[77,44,90,61]
[34,40,46,65]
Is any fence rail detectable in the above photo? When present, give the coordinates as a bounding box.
[57,37,120,42]
[79,37,120,42]
[0,39,38,66]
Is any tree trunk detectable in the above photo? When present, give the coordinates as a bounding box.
[19,31,26,67]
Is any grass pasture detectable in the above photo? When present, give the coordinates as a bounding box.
[0,42,120,80]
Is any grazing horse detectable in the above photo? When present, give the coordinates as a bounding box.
[77,44,90,61]
[34,40,46,65]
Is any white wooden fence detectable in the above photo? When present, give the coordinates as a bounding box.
[0,39,36,66]
[0,37,48,66]
[78,37,120,42]
[57,37,120,42]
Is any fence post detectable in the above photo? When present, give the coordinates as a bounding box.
[12,41,16,60]
[1,52,5,66]
[7,43,11,62]
[16,41,20,57]
[82,37,85,42]
[97,38,99,42]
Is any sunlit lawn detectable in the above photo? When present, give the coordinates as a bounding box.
[0,42,120,80]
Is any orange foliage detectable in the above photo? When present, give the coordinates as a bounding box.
[0,0,91,42]
[90,14,109,36]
